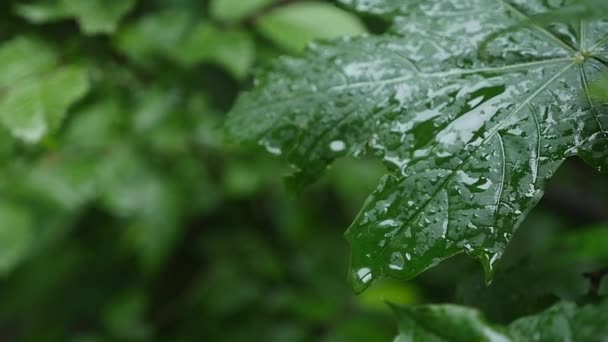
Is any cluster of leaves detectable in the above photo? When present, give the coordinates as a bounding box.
[0,0,405,340]
[0,0,606,340]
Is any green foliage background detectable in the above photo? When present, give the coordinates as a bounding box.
[0,0,606,341]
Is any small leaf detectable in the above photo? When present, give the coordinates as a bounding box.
[15,0,136,34]
[0,37,89,143]
[13,2,66,24]
[392,300,608,341]
[116,11,255,79]
[177,24,255,79]
[114,9,191,63]
[210,0,275,23]
[255,2,366,52]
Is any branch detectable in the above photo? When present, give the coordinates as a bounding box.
[583,266,608,297]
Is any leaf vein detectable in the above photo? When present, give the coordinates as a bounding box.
[379,63,575,267]
[493,132,506,226]
[579,65,608,143]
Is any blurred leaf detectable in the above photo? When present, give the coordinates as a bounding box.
[256,2,366,52]
[357,279,418,311]
[16,0,136,34]
[103,291,152,340]
[0,202,33,275]
[19,156,98,210]
[177,24,255,79]
[13,2,65,23]
[0,37,89,143]
[114,9,190,64]
[553,224,608,262]
[116,11,254,78]
[210,0,275,23]
[392,300,608,341]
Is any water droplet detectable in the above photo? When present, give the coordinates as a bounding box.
[356,268,373,284]
[524,184,536,198]
[379,219,401,228]
[388,251,405,271]
[261,139,282,155]
[329,140,346,152]
[479,250,501,285]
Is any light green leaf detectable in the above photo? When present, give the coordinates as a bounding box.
[210,0,275,23]
[13,2,66,24]
[114,9,191,63]
[227,0,608,292]
[0,202,33,275]
[15,0,136,34]
[116,11,255,79]
[177,24,255,79]
[392,301,608,341]
[0,37,89,143]
[256,2,366,52]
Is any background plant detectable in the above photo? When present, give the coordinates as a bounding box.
[0,0,606,340]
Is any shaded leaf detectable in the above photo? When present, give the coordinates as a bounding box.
[177,24,255,79]
[114,9,191,63]
[16,0,136,34]
[116,11,255,79]
[226,0,608,292]
[392,300,608,341]
[534,0,608,22]
[210,0,275,23]
[0,202,33,275]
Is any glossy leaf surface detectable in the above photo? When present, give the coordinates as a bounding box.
[392,300,608,342]
[226,0,608,292]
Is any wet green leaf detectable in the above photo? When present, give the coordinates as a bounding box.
[534,0,608,22]
[590,72,608,100]
[0,37,89,143]
[226,0,608,292]
[392,300,608,341]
